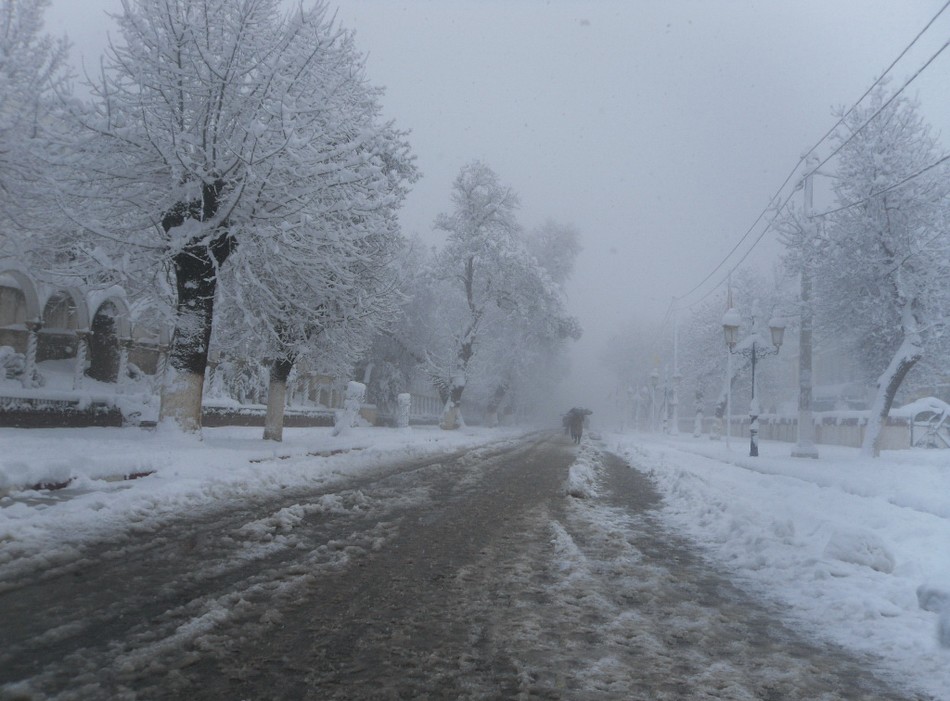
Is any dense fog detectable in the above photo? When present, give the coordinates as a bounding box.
[18,1,950,435]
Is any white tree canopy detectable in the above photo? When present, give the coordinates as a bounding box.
[0,0,69,247]
[425,161,580,427]
[52,0,415,431]
[816,86,950,456]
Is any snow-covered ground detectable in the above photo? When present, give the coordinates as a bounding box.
[610,431,950,699]
[0,423,528,580]
[2,422,948,696]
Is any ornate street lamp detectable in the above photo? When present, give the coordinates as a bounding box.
[722,307,741,348]
[722,308,785,457]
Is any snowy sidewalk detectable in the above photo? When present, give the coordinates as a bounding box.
[609,431,950,700]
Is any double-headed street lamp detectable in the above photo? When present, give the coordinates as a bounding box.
[722,308,785,457]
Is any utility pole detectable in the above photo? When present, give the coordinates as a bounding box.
[670,300,680,436]
[724,280,733,449]
[792,156,820,459]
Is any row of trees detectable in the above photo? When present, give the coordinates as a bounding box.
[1,0,581,436]
[606,85,949,457]
[362,162,581,429]
[2,0,417,437]
[785,86,949,456]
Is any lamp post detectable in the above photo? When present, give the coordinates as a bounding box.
[624,385,637,431]
[722,307,785,457]
[671,305,680,436]
[693,388,704,437]
[630,385,640,432]
[793,154,820,459]
[661,368,670,434]
[638,386,649,431]
[650,368,659,432]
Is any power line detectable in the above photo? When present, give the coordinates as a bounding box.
[800,0,950,169]
[682,147,950,313]
[806,35,950,180]
[673,183,792,307]
[693,149,950,306]
[680,190,799,312]
[813,152,950,218]
[672,1,950,314]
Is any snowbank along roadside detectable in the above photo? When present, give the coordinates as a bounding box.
[0,425,529,583]
[611,433,950,700]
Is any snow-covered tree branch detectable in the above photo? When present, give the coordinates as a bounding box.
[815,86,950,456]
[53,0,415,433]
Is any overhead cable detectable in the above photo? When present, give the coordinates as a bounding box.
[672,2,950,313]
[805,35,950,180]
[813,152,950,218]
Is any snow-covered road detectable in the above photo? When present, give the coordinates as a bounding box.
[461,442,929,700]
[0,432,930,700]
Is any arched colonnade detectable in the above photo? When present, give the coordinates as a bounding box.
[0,266,168,391]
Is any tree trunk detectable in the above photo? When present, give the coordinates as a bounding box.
[861,334,922,458]
[159,250,218,433]
[440,379,465,430]
[485,383,508,427]
[440,338,473,430]
[264,357,294,442]
[157,180,234,433]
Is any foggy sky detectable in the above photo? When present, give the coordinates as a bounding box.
[44,0,950,418]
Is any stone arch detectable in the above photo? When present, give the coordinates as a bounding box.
[39,287,88,363]
[88,301,121,382]
[0,285,28,326]
[87,288,131,339]
[0,268,41,323]
[0,269,42,355]
[87,294,133,383]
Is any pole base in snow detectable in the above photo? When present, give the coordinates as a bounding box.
[440,408,460,430]
[791,444,819,459]
[749,414,759,457]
